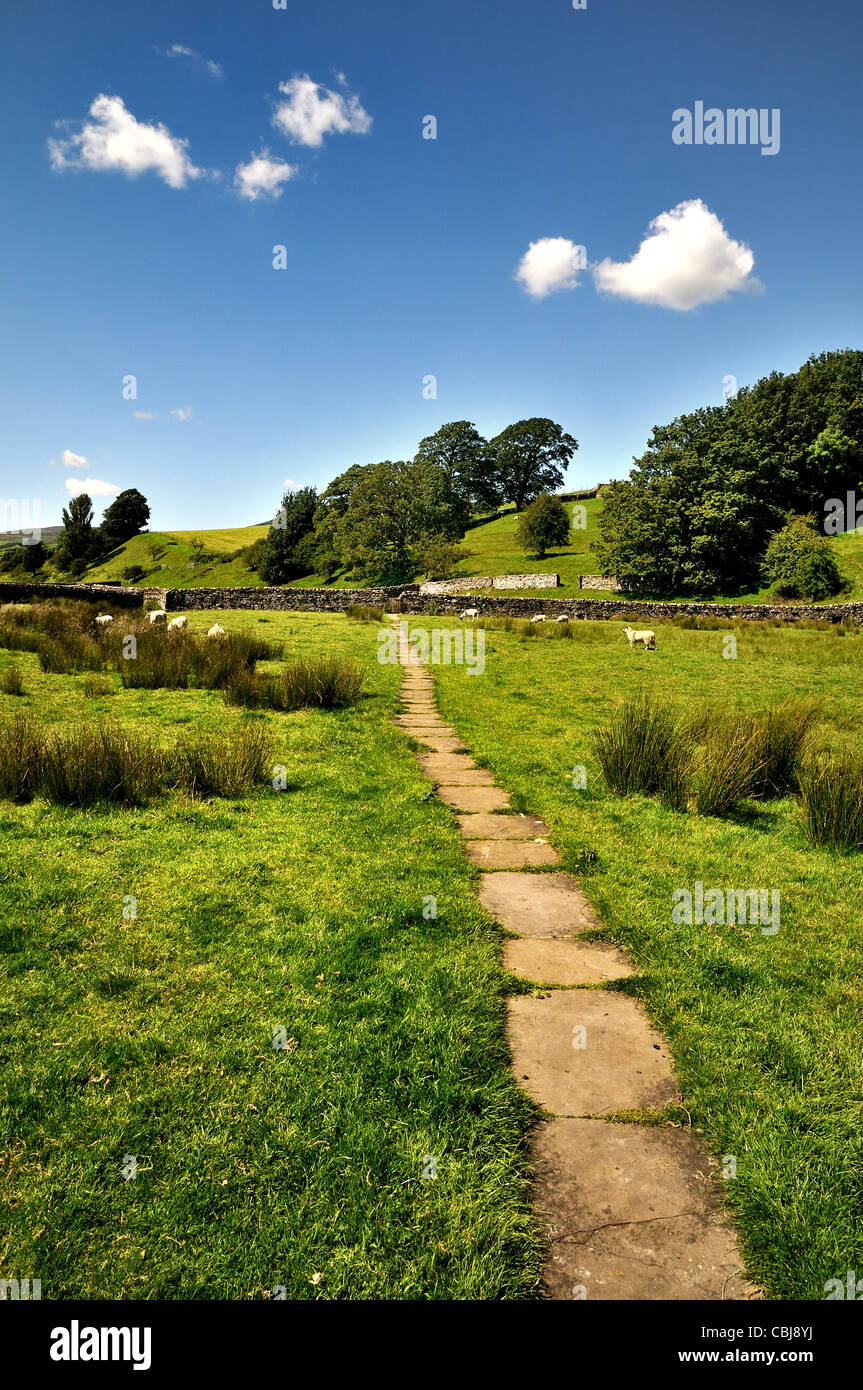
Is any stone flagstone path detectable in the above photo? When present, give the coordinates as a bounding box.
[389,616,759,1301]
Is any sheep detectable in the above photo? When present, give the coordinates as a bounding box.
[95,614,113,625]
[530,614,546,623]
[167,615,188,632]
[459,608,480,621]
[622,624,656,650]
[207,623,226,639]
[148,610,167,625]
[555,615,570,623]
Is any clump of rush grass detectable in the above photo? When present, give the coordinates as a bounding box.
[223,656,364,712]
[344,604,384,623]
[0,715,272,806]
[82,674,115,699]
[799,750,863,852]
[747,700,817,799]
[0,665,25,695]
[595,696,692,810]
[691,721,764,817]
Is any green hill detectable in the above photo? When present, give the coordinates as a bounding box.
[71,499,863,603]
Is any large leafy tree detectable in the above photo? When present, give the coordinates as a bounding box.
[53,493,97,572]
[335,459,470,582]
[414,421,502,512]
[596,350,863,595]
[490,418,578,511]
[101,489,150,547]
[763,515,843,600]
[515,493,572,559]
[259,487,318,584]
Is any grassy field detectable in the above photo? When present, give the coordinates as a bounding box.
[85,527,269,589]
[0,608,542,1299]
[424,615,863,1300]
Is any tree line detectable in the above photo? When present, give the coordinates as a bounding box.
[0,489,150,579]
[594,349,862,599]
[258,417,577,585]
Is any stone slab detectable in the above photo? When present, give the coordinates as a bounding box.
[465,840,559,868]
[420,754,493,784]
[479,872,602,939]
[416,736,467,752]
[507,991,677,1115]
[504,938,634,985]
[437,785,511,812]
[533,1118,757,1301]
[457,813,550,840]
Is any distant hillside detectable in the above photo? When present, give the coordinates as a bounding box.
[85,526,269,589]
[0,525,63,549]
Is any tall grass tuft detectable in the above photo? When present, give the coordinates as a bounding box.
[595,697,691,810]
[799,752,863,851]
[748,701,817,799]
[692,723,764,817]
[171,722,271,797]
[344,604,384,623]
[0,665,25,695]
[224,656,365,712]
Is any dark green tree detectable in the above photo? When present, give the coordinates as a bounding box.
[414,421,502,512]
[763,515,843,600]
[490,418,578,511]
[515,493,571,559]
[259,487,318,584]
[53,493,96,571]
[101,489,150,547]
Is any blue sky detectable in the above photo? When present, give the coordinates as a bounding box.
[1,0,861,530]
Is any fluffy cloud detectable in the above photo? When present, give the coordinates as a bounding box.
[167,44,223,79]
[170,407,194,421]
[48,94,204,189]
[132,410,158,420]
[272,75,371,148]
[48,449,88,468]
[592,199,759,310]
[515,237,587,298]
[234,150,297,201]
[65,476,120,497]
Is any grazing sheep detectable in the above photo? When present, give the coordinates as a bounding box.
[459,608,480,620]
[148,609,167,625]
[95,614,113,625]
[622,624,656,650]
[530,614,546,623]
[167,615,188,632]
[555,615,570,623]
[207,623,226,639]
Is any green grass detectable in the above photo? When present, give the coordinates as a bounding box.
[0,609,542,1299]
[424,616,863,1300]
[84,527,269,589]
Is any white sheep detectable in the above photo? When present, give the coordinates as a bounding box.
[555,615,570,623]
[459,608,480,621]
[207,623,226,639]
[148,610,167,625]
[95,614,113,625]
[622,624,656,650]
[530,614,546,624]
[167,615,188,632]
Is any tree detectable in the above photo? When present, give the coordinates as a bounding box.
[259,487,318,584]
[414,421,502,512]
[101,489,150,547]
[414,533,473,580]
[491,418,577,511]
[515,493,572,559]
[763,515,843,600]
[0,541,47,575]
[53,493,96,572]
[335,460,471,582]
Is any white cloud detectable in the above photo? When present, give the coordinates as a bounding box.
[48,94,204,189]
[65,476,120,497]
[52,449,88,468]
[132,410,159,419]
[592,199,759,311]
[167,44,224,79]
[234,150,297,201]
[170,407,194,421]
[272,75,372,148]
[515,237,587,298]
[283,478,298,488]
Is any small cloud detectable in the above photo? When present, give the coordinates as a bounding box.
[283,478,298,489]
[48,94,204,189]
[65,476,121,497]
[592,199,760,311]
[515,237,587,298]
[166,44,224,79]
[53,448,89,469]
[272,74,372,148]
[170,407,194,422]
[234,150,297,201]
[132,410,159,419]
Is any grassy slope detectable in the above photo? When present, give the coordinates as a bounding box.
[77,503,863,603]
[426,616,863,1300]
[0,611,541,1299]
